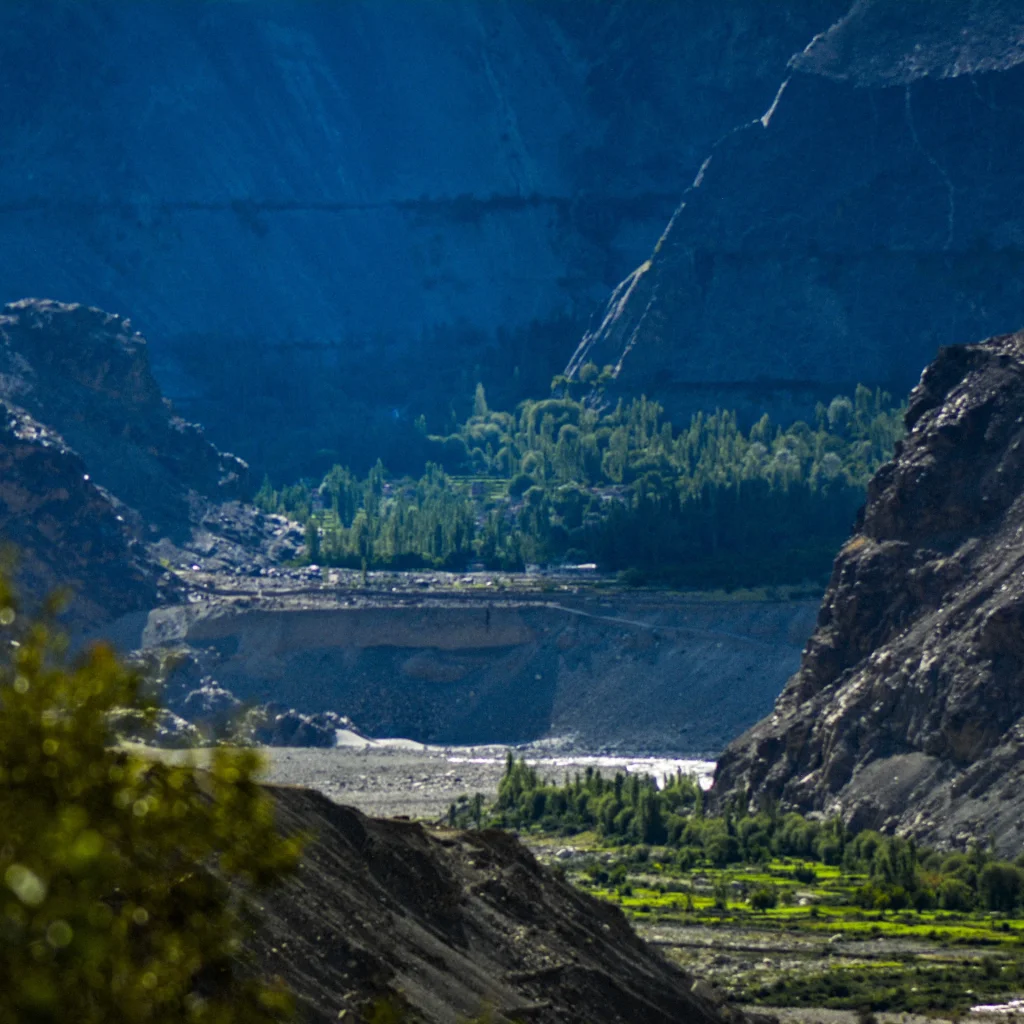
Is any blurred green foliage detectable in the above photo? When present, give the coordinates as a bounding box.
[0,573,302,1022]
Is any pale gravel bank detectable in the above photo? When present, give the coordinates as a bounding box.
[258,743,715,821]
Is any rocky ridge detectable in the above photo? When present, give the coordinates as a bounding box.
[714,331,1024,852]
[0,299,300,629]
[0,299,249,538]
[0,400,162,630]
[253,784,764,1024]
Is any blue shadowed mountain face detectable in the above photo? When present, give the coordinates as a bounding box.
[0,0,842,477]
[4,1,1024,483]
[570,4,1024,429]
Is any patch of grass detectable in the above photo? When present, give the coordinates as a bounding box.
[734,959,1024,1015]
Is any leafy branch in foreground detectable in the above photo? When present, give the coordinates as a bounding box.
[0,574,302,1023]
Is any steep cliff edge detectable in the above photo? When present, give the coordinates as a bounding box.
[0,401,162,630]
[0,300,277,627]
[714,331,1024,852]
[570,1,1024,426]
[0,0,842,475]
[137,587,815,753]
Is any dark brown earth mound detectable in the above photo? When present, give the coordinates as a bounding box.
[714,331,1024,852]
[0,299,249,540]
[255,785,759,1024]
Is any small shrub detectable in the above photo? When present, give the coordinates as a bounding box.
[750,885,779,912]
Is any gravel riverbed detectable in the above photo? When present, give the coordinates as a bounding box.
[259,742,716,820]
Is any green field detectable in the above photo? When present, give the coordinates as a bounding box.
[477,758,1024,1015]
[535,849,1024,1015]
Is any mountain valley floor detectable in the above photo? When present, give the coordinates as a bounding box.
[259,742,716,821]
[253,744,1024,1021]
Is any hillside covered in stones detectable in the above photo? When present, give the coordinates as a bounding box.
[253,785,763,1024]
[714,330,1024,853]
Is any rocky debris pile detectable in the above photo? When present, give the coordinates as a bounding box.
[131,645,357,748]
[148,501,304,575]
[249,708,354,748]
[714,330,1024,852]
[0,400,167,630]
[178,681,241,726]
[108,707,201,749]
[254,786,766,1024]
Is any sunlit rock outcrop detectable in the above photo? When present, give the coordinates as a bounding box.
[714,329,1024,852]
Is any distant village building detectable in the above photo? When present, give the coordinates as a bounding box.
[561,563,597,576]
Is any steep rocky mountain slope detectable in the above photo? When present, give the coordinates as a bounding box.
[253,785,759,1024]
[714,330,1024,853]
[0,0,843,475]
[8,2,1024,475]
[0,401,162,630]
[0,299,249,539]
[570,0,1024,426]
[0,299,298,627]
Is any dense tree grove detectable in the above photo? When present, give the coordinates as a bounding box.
[256,381,904,586]
[489,756,1024,913]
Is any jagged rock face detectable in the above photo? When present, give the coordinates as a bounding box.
[0,401,162,630]
[0,0,842,475]
[0,300,249,540]
[256,786,760,1024]
[250,709,350,749]
[570,1,1024,427]
[714,332,1024,852]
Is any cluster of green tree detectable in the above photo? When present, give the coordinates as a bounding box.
[745,958,1023,1017]
[256,462,484,572]
[256,381,904,586]
[490,756,1024,913]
